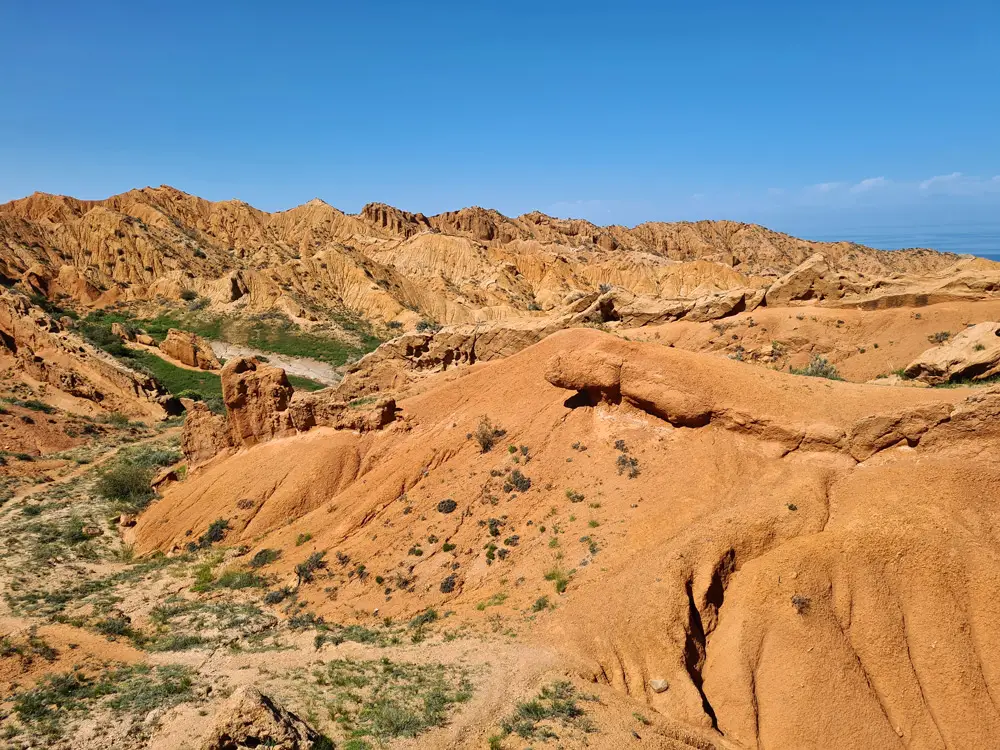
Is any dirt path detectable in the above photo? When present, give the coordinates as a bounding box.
[210,341,341,385]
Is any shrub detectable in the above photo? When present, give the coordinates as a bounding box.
[616,454,640,478]
[95,463,156,512]
[436,499,457,514]
[790,354,842,380]
[503,470,531,493]
[928,331,951,344]
[249,548,281,568]
[566,489,585,503]
[544,567,570,594]
[416,319,441,333]
[408,609,439,629]
[179,289,198,301]
[213,570,266,589]
[195,518,229,549]
[473,417,506,453]
[295,551,326,585]
[531,596,550,612]
[264,587,292,605]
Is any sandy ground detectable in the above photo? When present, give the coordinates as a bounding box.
[210,341,341,385]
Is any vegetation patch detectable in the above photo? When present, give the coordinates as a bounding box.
[790,354,842,380]
[9,663,195,740]
[300,658,472,744]
[496,681,595,741]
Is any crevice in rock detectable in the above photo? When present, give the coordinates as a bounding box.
[685,578,720,730]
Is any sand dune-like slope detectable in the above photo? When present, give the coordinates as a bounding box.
[132,328,1000,748]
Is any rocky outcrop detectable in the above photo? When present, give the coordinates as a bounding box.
[764,253,859,306]
[542,331,975,461]
[903,322,1000,384]
[180,400,231,465]
[182,356,396,464]
[159,328,220,370]
[221,357,297,447]
[0,290,169,418]
[336,288,769,400]
[200,685,325,750]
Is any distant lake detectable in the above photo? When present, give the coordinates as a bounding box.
[806,224,1000,260]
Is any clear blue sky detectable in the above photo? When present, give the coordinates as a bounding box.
[2,0,998,242]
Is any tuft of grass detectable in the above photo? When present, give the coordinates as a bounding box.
[473,417,506,453]
[499,681,594,740]
[544,567,571,594]
[476,592,508,611]
[249,548,281,568]
[313,658,471,743]
[531,596,550,612]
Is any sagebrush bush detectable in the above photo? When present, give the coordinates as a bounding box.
[96,464,156,512]
[473,417,506,453]
[791,354,841,380]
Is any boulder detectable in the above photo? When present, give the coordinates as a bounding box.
[200,685,326,750]
[111,322,135,341]
[765,254,845,306]
[160,328,221,370]
[904,322,1000,385]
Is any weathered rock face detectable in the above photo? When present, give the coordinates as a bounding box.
[221,358,297,447]
[336,288,768,400]
[110,321,135,341]
[159,328,220,370]
[0,289,169,417]
[764,253,857,306]
[180,399,232,465]
[904,322,1000,384]
[182,356,396,464]
[200,685,325,750]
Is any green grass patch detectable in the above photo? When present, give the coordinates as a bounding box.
[127,350,223,399]
[287,374,328,391]
[499,681,595,740]
[11,663,195,739]
[310,658,472,743]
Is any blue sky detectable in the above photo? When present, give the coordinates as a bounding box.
[1,1,998,242]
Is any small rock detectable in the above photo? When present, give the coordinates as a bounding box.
[649,679,669,693]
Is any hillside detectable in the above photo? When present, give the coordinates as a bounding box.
[5,186,1000,749]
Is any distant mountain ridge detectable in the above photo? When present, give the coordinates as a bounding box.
[0,185,966,330]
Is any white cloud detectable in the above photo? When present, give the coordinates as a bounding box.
[920,172,962,190]
[812,182,843,192]
[850,176,887,193]
[767,187,784,196]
